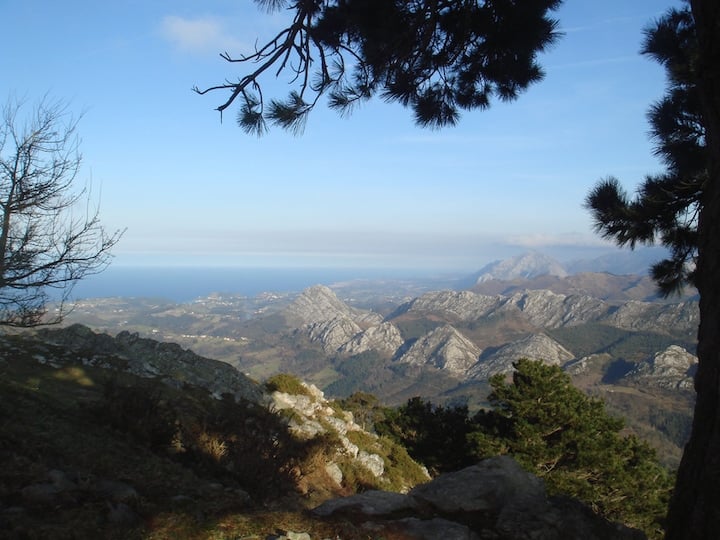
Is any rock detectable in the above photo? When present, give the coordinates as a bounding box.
[106,502,140,527]
[409,456,544,514]
[34,324,262,403]
[506,289,608,328]
[266,532,312,540]
[468,333,574,379]
[396,325,481,375]
[626,345,698,390]
[325,462,343,486]
[306,316,363,353]
[285,285,382,328]
[313,489,419,518]
[356,450,384,477]
[312,456,644,539]
[339,321,405,356]
[95,479,138,504]
[474,252,569,283]
[396,290,501,321]
[47,469,77,491]
[373,517,480,540]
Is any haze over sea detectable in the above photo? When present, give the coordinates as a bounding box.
[70,266,451,303]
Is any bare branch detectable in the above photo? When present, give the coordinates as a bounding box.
[0,95,123,326]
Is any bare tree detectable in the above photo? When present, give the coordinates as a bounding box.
[0,96,123,326]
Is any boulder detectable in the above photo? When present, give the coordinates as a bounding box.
[313,456,645,540]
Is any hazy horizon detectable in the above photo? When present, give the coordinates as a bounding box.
[0,0,682,269]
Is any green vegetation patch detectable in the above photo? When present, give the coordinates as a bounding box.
[265,372,312,397]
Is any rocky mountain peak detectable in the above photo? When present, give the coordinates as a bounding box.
[397,324,481,374]
[468,333,574,380]
[285,285,382,327]
[339,321,405,356]
[627,345,698,390]
[397,289,501,321]
[474,252,568,283]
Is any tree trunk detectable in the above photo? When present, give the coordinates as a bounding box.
[665,1,720,538]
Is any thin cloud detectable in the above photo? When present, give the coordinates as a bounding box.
[504,232,613,248]
[159,15,244,54]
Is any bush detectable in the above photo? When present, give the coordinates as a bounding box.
[265,373,312,397]
[376,360,673,539]
[175,395,303,500]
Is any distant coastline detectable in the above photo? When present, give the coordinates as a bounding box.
[69,266,452,303]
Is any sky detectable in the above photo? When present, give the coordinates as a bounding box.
[0,0,683,272]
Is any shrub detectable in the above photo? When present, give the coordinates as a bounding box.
[377,360,673,539]
[265,373,312,397]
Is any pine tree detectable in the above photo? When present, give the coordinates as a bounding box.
[194,0,562,134]
[477,360,672,538]
[585,6,703,297]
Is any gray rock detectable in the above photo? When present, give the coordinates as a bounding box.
[397,324,481,374]
[95,479,138,503]
[313,489,419,517]
[325,462,343,486]
[312,456,644,540]
[106,502,140,527]
[339,321,405,356]
[374,517,480,540]
[468,334,574,379]
[409,456,544,514]
[627,345,698,390]
[399,290,502,321]
[357,450,384,477]
[475,253,569,283]
[306,315,362,353]
[285,285,382,328]
[35,324,263,403]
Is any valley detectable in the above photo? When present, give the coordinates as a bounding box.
[59,253,699,467]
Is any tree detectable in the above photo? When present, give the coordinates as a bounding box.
[664,1,720,537]
[198,1,720,537]
[195,0,562,134]
[584,3,720,537]
[376,361,672,538]
[476,360,671,538]
[0,96,122,327]
[376,396,475,475]
[585,6,703,297]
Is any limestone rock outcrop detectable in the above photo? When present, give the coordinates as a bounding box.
[267,381,428,488]
[393,288,698,334]
[473,252,569,283]
[339,321,405,356]
[626,345,698,390]
[395,290,502,322]
[468,333,574,379]
[396,325,481,374]
[285,285,382,327]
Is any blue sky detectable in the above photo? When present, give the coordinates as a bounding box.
[1,0,682,271]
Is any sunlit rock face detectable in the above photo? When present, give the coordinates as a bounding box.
[626,345,698,390]
[396,325,481,374]
[468,333,574,380]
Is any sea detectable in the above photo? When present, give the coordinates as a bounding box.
[69,266,454,303]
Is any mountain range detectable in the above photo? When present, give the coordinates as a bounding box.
[59,250,698,466]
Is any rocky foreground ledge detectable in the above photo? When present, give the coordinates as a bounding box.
[311,456,645,540]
